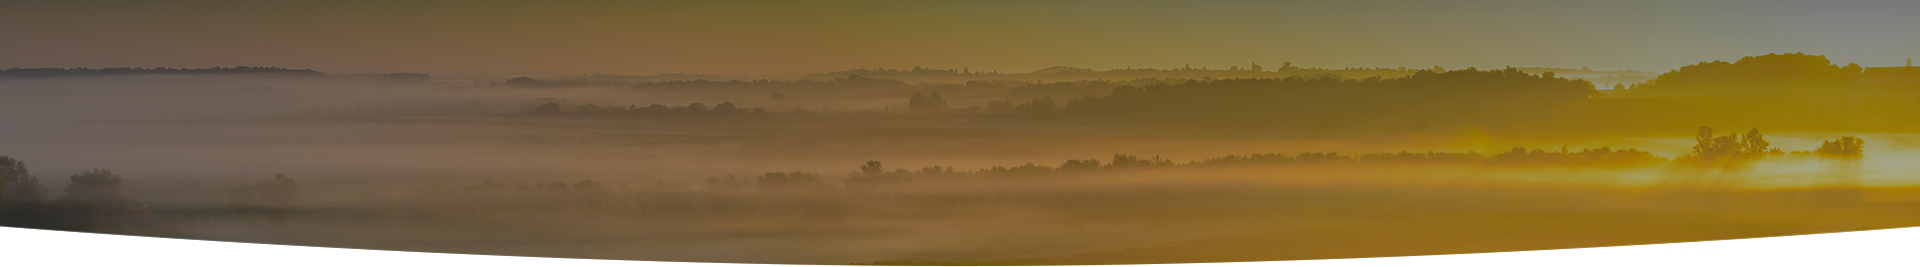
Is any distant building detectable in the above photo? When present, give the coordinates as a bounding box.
[1863,66,1919,84]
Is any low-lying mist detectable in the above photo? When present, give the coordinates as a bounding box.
[88,162,1920,264]
[2,67,1918,265]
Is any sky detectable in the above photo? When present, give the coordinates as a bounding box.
[2,0,1915,75]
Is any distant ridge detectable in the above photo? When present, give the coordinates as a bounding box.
[0,66,325,79]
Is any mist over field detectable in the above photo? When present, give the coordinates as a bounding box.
[4,1,1920,264]
[2,52,1919,265]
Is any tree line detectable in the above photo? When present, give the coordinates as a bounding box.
[520,53,1920,136]
[939,54,1915,134]
[517,67,1605,128]
[505,67,1618,121]
[0,66,325,79]
[1050,67,1595,119]
[798,64,1425,84]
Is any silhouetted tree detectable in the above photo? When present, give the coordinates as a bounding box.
[928,92,948,111]
[1816,136,1865,158]
[0,156,41,202]
[0,156,50,228]
[908,92,949,112]
[1682,127,1776,167]
[712,102,741,115]
[55,169,156,231]
[1742,128,1770,158]
[534,102,561,114]
[685,102,709,116]
[63,169,124,204]
[854,161,881,175]
[1058,159,1103,172]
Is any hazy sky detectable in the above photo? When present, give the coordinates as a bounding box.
[3,0,1914,74]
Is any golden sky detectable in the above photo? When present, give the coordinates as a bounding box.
[2,0,1915,74]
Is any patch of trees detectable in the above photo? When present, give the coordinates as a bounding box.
[0,156,46,203]
[0,155,302,233]
[1814,136,1865,158]
[0,66,324,79]
[1679,127,1777,167]
[1606,53,1920,131]
[1619,53,1864,97]
[1677,127,1867,167]
[907,92,948,112]
[0,157,155,231]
